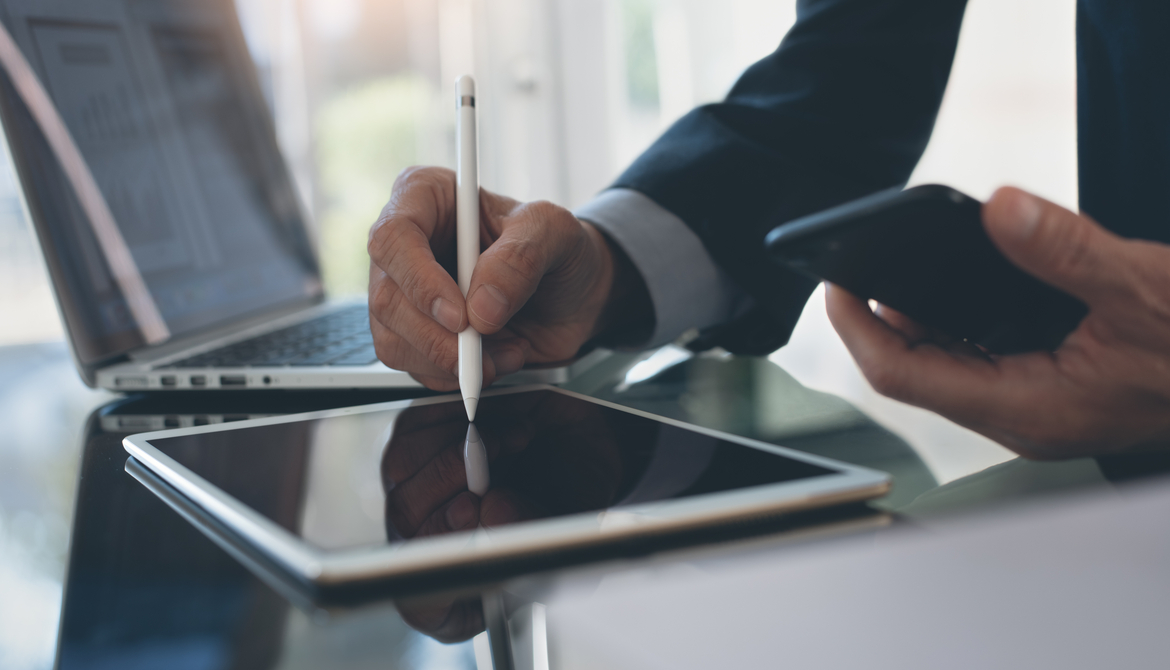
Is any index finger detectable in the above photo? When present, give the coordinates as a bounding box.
[368,166,468,334]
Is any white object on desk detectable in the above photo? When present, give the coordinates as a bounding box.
[547,479,1170,669]
[456,74,482,422]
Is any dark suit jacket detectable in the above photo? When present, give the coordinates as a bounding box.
[613,0,1170,355]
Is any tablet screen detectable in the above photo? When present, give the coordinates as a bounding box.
[147,391,835,552]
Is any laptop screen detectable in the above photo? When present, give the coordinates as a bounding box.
[0,0,320,365]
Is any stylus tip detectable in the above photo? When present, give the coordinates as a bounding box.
[464,396,478,422]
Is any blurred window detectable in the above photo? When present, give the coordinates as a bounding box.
[0,0,1074,343]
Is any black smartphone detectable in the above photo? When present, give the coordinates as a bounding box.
[764,184,1087,354]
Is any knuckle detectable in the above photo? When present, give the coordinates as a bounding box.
[370,227,433,303]
[394,252,426,293]
[367,215,406,260]
[418,326,457,372]
[1044,218,1096,282]
[368,274,397,312]
[372,166,455,258]
[529,200,577,235]
[525,199,560,222]
[393,165,452,191]
[492,238,545,283]
[397,265,447,315]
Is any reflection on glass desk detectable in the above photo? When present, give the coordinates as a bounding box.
[4,341,1170,669]
[61,385,887,670]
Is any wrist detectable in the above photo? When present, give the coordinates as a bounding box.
[584,221,654,347]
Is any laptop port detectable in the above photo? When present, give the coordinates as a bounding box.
[160,375,177,387]
[219,375,247,387]
[193,416,210,426]
[223,414,248,423]
[163,416,180,428]
[189,375,207,387]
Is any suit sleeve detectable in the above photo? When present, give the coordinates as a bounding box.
[612,0,969,354]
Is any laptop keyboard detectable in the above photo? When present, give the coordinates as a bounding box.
[162,305,381,368]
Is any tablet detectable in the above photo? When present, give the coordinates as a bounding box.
[123,385,889,595]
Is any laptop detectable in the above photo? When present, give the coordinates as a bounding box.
[0,0,604,391]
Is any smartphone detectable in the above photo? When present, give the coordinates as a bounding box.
[764,185,1087,354]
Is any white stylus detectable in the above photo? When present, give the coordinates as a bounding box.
[456,75,481,422]
[464,423,490,496]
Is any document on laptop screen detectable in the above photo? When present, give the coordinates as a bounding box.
[0,0,319,363]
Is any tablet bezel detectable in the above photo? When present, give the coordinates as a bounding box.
[123,384,890,588]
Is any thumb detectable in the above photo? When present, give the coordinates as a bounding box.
[466,201,583,334]
[982,186,1128,304]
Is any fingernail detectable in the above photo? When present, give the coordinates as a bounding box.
[1015,192,1043,240]
[446,495,476,530]
[492,348,525,377]
[431,297,462,333]
[469,284,510,327]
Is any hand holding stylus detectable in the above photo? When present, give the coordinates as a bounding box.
[367,177,646,395]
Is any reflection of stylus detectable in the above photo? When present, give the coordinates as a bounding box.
[464,423,489,496]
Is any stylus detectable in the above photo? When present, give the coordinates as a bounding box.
[464,423,489,496]
[456,74,481,422]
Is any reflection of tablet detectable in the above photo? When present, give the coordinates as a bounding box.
[123,385,889,595]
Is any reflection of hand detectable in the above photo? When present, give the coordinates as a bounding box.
[380,402,538,539]
[475,392,633,515]
[383,393,648,642]
[381,402,497,644]
[367,167,650,391]
[381,402,480,538]
[395,593,485,644]
[381,394,636,540]
[827,187,1170,459]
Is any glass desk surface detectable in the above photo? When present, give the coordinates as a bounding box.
[1,340,1166,670]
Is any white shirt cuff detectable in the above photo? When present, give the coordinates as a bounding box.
[575,188,749,348]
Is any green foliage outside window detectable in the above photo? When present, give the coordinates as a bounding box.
[315,75,429,296]
[623,0,660,110]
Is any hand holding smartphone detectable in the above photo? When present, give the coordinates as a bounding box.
[765,185,1088,354]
